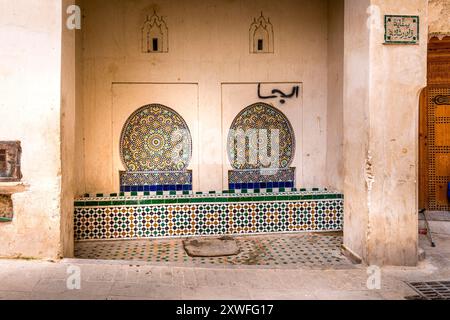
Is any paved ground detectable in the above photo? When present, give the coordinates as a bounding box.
[74,233,355,269]
[0,233,449,300]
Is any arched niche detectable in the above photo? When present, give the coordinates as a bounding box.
[119,104,193,192]
[227,102,296,190]
[249,12,274,54]
[142,11,169,53]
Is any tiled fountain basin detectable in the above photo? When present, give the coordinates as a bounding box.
[74,189,344,241]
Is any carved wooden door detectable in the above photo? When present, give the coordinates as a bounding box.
[419,37,450,210]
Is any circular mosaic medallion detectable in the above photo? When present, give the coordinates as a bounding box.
[227,103,295,170]
[120,104,192,171]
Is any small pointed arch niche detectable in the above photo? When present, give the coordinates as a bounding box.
[141,11,169,53]
[249,12,274,54]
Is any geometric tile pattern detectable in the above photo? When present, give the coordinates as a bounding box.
[120,104,192,172]
[231,181,294,191]
[119,184,193,193]
[228,168,295,190]
[74,190,344,241]
[119,170,192,192]
[79,187,304,199]
[227,103,295,170]
[119,104,192,193]
[75,233,355,269]
[81,188,305,199]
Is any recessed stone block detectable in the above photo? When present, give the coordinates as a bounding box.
[0,194,13,222]
[183,237,240,257]
[0,141,22,182]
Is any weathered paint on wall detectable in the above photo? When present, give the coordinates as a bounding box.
[343,0,372,263]
[429,0,450,34]
[326,0,344,191]
[369,0,426,266]
[78,0,331,194]
[75,2,85,197]
[343,0,428,266]
[0,0,435,265]
[61,0,81,258]
[0,0,63,259]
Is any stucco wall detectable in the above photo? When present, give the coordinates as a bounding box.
[429,0,450,34]
[75,1,85,196]
[0,0,63,259]
[61,0,82,258]
[326,0,344,191]
[343,0,428,266]
[369,0,427,266]
[343,0,372,263]
[79,0,331,194]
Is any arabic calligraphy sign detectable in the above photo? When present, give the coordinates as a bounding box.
[384,15,419,44]
[257,83,300,105]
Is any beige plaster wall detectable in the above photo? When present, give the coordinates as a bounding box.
[0,0,63,259]
[343,0,372,262]
[61,0,84,258]
[343,0,428,266]
[75,1,85,196]
[326,0,345,191]
[368,0,427,266]
[429,0,450,34]
[79,0,330,194]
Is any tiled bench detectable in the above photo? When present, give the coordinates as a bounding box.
[74,188,344,241]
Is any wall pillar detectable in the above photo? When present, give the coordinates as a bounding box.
[343,0,428,266]
[0,0,65,259]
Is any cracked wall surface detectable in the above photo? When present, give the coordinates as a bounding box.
[0,0,64,260]
[79,0,330,194]
[343,0,427,266]
[429,0,450,35]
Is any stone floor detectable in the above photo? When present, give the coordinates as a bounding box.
[0,233,449,300]
[74,233,355,269]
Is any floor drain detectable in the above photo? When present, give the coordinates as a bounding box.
[406,281,450,300]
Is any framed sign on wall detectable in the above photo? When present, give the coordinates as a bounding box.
[384,15,419,45]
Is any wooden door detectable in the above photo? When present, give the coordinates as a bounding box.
[419,37,450,210]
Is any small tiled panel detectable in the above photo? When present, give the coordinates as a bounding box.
[227,103,297,190]
[228,168,295,190]
[120,104,192,172]
[227,103,295,170]
[119,104,193,192]
[74,189,344,241]
[119,170,193,192]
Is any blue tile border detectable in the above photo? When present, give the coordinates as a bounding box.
[229,181,294,190]
[120,184,192,193]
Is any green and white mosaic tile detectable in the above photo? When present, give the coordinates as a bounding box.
[74,189,344,241]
